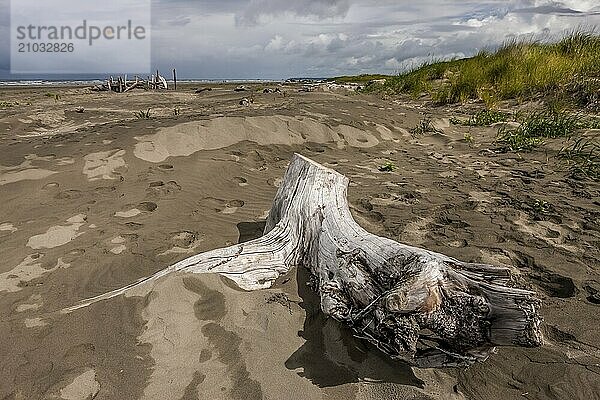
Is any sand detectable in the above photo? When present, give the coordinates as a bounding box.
[83,150,127,181]
[59,369,101,400]
[133,115,379,163]
[26,215,87,249]
[0,83,599,399]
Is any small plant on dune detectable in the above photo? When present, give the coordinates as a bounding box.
[531,199,552,215]
[496,110,578,152]
[495,126,544,152]
[45,92,60,101]
[173,107,180,116]
[466,109,508,126]
[135,108,152,119]
[558,137,600,180]
[577,116,600,130]
[520,110,578,138]
[451,110,508,126]
[378,161,396,172]
[449,116,463,125]
[463,133,474,145]
[567,79,600,110]
[410,117,442,135]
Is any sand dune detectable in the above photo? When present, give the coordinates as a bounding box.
[134,116,379,163]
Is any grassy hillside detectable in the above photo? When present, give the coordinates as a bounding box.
[366,31,600,108]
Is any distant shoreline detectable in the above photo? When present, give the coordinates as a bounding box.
[0,78,323,87]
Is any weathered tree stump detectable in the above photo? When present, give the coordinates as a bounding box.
[66,154,542,367]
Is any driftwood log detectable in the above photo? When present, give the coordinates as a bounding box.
[66,154,543,367]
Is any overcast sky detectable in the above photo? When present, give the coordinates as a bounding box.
[1,0,599,80]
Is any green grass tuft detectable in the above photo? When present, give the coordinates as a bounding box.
[410,118,442,135]
[558,137,600,180]
[495,110,578,152]
[452,109,509,126]
[577,116,600,130]
[135,108,152,119]
[378,161,397,172]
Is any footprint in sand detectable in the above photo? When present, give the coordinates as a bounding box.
[109,236,127,255]
[42,182,59,190]
[401,216,434,245]
[351,198,385,226]
[94,186,118,195]
[584,282,600,305]
[138,201,158,212]
[304,145,326,153]
[220,200,244,214]
[124,222,144,230]
[159,231,205,256]
[148,180,181,197]
[267,177,282,188]
[115,209,142,218]
[198,198,245,214]
[513,211,579,253]
[233,177,248,187]
[54,189,83,200]
[115,202,157,218]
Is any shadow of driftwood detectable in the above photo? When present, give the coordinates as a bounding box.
[237,220,267,244]
[285,267,424,388]
[236,220,423,389]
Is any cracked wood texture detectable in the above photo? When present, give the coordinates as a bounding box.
[66,153,543,367]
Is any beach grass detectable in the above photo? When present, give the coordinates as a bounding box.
[135,108,152,119]
[410,117,442,135]
[378,161,397,172]
[558,137,600,180]
[366,31,600,108]
[495,110,578,151]
[451,109,509,126]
